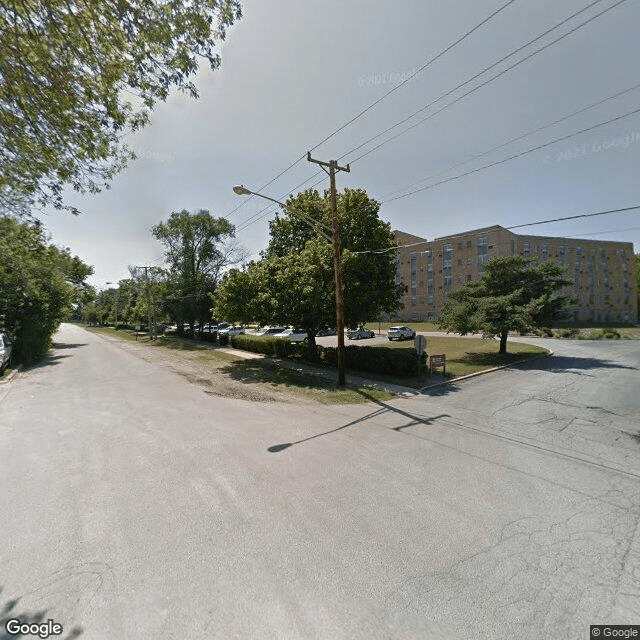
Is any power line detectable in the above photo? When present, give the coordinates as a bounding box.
[221,0,518,220]
[505,205,640,229]
[570,226,640,236]
[380,81,640,201]
[353,205,640,254]
[383,105,640,203]
[235,0,623,233]
[342,0,624,169]
[308,0,519,154]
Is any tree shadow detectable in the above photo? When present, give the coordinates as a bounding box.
[52,343,87,350]
[516,354,637,373]
[0,585,83,640]
[22,354,70,370]
[223,359,342,392]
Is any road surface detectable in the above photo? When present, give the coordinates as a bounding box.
[0,324,638,639]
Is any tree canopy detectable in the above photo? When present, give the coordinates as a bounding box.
[0,0,241,216]
[0,217,93,361]
[214,188,404,355]
[439,255,572,353]
[151,209,242,331]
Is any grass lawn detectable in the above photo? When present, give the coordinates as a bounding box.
[81,325,396,403]
[351,336,549,388]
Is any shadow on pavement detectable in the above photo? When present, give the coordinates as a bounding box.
[516,354,637,373]
[23,354,71,370]
[268,390,451,452]
[0,585,83,640]
[52,342,87,350]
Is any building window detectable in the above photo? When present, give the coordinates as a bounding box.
[523,241,529,258]
[427,294,434,304]
[467,274,472,282]
[542,245,548,262]
[466,240,472,248]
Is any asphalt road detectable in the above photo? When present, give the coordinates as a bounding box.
[0,324,638,640]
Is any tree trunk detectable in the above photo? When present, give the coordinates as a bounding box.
[499,329,509,354]
[305,332,318,361]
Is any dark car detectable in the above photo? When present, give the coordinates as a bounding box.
[0,333,13,374]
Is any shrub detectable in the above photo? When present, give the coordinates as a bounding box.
[556,327,579,339]
[218,332,229,346]
[318,345,425,377]
[164,328,177,337]
[600,327,621,339]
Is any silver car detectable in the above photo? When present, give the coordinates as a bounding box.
[0,333,13,373]
[387,326,416,341]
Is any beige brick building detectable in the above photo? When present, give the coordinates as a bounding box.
[392,225,638,324]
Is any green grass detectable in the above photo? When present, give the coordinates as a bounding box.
[341,336,548,388]
[81,324,396,403]
[220,359,396,404]
[83,326,147,342]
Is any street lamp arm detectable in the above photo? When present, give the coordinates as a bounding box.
[232,185,333,243]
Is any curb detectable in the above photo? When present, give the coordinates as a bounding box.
[417,348,554,392]
[0,364,22,384]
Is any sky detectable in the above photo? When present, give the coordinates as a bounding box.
[36,0,640,289]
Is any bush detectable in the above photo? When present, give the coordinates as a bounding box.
[580,327,621,340]
[218,332,229,346]
[164,328,177,336]
[318,345,426,377]
[201,330,217,343]
[229,334,304,358]
[556,327,579,339]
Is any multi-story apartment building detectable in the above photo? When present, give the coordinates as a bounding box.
[392,225,638,324]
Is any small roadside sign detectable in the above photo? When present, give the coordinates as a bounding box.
[430,354,446,376]
[414,334,427,354]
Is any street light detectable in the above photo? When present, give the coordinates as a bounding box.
[232,185,346,386]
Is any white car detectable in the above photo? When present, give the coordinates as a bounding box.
[387,326,416,341]
[347,327,375,340]
[273,328,308,342]
[254,326,286,336]
[219,325,245,336]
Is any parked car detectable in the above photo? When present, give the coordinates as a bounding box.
[218,325,245,336]
[273,328,308,342]
[254,326,286,336]
[316,326,337,336]
[347,327,375,340]
[0,333,13,373]
[387,326,416,341]
[216,322,230,331]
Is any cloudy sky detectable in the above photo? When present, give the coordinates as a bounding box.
[37,0,640,288]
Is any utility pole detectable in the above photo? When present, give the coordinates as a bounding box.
[307,152,350,386]
[135,266,156,340]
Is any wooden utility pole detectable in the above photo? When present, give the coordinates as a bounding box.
[307,152,350,386]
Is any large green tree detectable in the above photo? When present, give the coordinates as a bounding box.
[214,188,404,356]
[0,0,241,216]
[439,255,572,354]
[0,217,93,361]
[152,209,242,332]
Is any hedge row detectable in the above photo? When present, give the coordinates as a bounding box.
[229,334,305,358]
[317,345,426,378]
[166,331,426,378]
[229,335,426,378]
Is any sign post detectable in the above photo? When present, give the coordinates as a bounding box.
[429,354,446,376]
[414,334,427,380]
